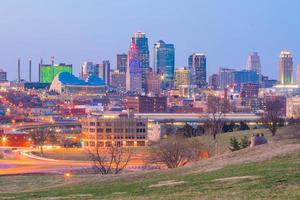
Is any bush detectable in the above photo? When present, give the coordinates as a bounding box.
[229,136,249,151]
[229,137,241,151]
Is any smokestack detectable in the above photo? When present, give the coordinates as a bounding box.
[39,58,43,82]
[51,56,55,66]
[17,58,21,83]
[29,59,32,82]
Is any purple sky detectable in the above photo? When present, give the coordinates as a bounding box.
[0,0,300,81]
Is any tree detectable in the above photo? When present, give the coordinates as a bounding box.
[239,121,250,130]
[205,95,230,140]
[240,136,250,148]
[229,137,240,151]
[148,136,205,168]
[176,124,204,138]
[30,128,56,155]
[88,145,132,175]
[261,100,283,136]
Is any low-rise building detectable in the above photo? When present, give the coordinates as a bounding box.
[286,97,300,118]
[81,112,148,148]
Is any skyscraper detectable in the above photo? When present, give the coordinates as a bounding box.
[279,51,293,85]
[127,32,150,93]
[153,40,175,89]
[99,60,111,86]
[0,69,7,82]
[208,73,219,90]
[246,52,261,74]
[297,64,300,86]
[80,62,99,80]
[117,54,128,73]
[219,68,235,89]
[188,53,207,88]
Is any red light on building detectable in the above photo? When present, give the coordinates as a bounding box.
[0,132,31,147]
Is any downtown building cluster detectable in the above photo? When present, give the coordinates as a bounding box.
[1,32,300,149]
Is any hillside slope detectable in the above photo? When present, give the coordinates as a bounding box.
[1,125,300,200]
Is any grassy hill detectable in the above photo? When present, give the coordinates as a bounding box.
[1,125,300,200]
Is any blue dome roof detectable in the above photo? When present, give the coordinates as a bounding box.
[56,72,105,86]
[86,75,105,85]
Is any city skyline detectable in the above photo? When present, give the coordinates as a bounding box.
[0,0,300,81]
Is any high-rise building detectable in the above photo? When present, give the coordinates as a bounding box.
[153,40,175,89]
[110,70,126,90]
[279,51,293,85]
[99,60,111,86]
[208,73,219,90]
[175,67,191,88]
[233,70,259,85]
[219,68,235,89]
[146,71,162,96]
[246,52,261,75]
[188,53,207,88]
[117,54,128,73]
[127,32,150,93]
[0,69,7,82]
[80,62,99,80]
[39,63,72,83]
[297,64,300,86]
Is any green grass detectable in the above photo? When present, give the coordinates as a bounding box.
[1,150,299,200]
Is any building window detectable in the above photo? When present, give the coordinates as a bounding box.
[89,122,96,126]
[106,128,112,133]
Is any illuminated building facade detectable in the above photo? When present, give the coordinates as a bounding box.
[127,32,150,93]
[153,40,175,89]
[175,67,191,88]
[297,64,300,86]
[188,53,207,88]
[117,54,128,73]
[39,63,72,83]
[110,70,126,90]
[279,51,293,85]
[81,112,148,148]
[219,68,235,89]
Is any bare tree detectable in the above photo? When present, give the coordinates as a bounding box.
[148,136,205,168]
[88,145,132,175]
[205,95,230,140]
[261,100,283,136]
[30,128,56,155]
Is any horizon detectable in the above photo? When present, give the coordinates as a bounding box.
[1,0,300,81]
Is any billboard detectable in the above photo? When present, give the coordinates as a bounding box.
[40,64,72,83]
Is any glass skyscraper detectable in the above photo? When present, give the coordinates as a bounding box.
[153,40,175,89]
[188,53,207,88]
[279,51,293,85]
[127,32,150,93]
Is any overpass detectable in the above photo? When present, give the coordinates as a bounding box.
[134,113,261,123]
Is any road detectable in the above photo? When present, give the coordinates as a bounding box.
[0,150,92,175]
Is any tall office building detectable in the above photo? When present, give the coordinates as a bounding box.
[233,70,259,85]
[127,32,150,93]
[80,62,99,80]
[117,54,128,73]
[219,68,235,89]
[39,63,72,83]
[153,40,175,89]
[0,69,7,82]
[246,52,261,74]
[110,70,126,90]
[279,51,293,85]
[99,60,110,86]
[146,71,162,96]
[297,64,300,86]
[188,53,207,88]
[208,73,219,90]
